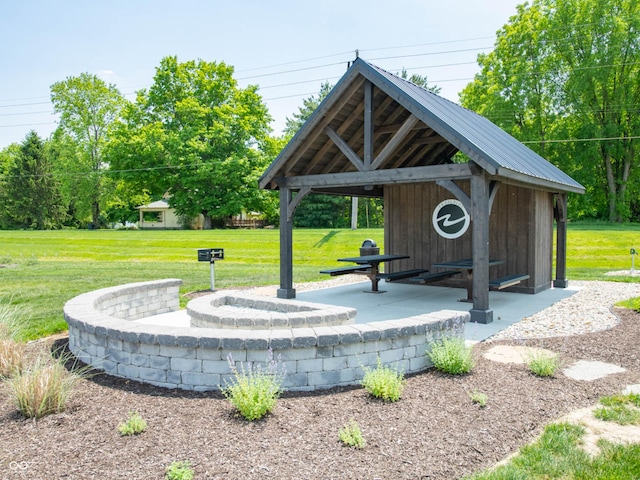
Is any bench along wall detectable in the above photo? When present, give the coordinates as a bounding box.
[64,279,469,392]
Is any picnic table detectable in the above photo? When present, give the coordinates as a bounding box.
[335,254,410,293]
[432,258,505,302]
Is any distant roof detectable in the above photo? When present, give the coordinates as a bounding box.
[137,199,171,210]
[260,58,584,195]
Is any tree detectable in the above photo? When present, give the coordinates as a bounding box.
[50,73,125,228]
[1,131,66,229]
[399,68,441,94]
[460,0,640,222]
[107,56,272,228]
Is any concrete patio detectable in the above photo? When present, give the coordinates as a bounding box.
[297,280,580,342]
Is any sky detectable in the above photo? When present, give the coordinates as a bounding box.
[0,0,524,150]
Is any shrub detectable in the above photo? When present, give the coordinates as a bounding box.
[339,419,365,448]
[361,358,405,402]
[427,336,474,375]
[118,411,148,436]
[469,390,488,407]
[527,352,560,377]
[7,351,86,419]
[165,460,194,480]
[221,350,284,421]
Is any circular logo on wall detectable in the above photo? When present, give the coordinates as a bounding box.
[432,199,470,239]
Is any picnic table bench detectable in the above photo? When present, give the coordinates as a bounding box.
[319,264,373,276]
[489,274,529,289]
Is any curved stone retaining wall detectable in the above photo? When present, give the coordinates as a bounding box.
[188,291,357,329]
[64,279,469,392]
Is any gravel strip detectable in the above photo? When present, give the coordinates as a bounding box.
[490,280,640,340]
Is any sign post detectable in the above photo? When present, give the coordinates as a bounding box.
[197,248,225,291]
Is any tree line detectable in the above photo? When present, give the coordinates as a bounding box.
[1,0,638,229]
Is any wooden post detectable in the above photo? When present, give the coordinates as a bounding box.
[277,186,296,299]
[554,193,568,288]
[470,169,493,323]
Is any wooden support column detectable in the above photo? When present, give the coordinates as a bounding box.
[470,170,493,324]
[554,193,569,288]
[277,186,296,299]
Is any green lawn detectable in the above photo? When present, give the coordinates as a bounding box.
[1,223,640,340]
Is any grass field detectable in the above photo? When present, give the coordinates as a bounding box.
[1,223,640,340]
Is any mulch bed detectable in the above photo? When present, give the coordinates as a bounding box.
[0,309,638,480]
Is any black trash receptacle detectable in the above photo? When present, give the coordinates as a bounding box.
[359,239,379,256]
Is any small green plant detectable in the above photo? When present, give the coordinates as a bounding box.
[165,460,194,480]
[221,350,284,421]
[339,419,365,448]
[7,350,88,419]
[594,393,640,425]
[526,351,560,377]
[361,358,405,402]
[469,390,488,407]
[427,336,474,374]
[118,411,148,436]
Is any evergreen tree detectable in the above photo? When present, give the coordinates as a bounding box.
[3,131,66,229]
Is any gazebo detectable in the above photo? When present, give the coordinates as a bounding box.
[259,58,584,324]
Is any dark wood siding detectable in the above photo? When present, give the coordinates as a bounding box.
[385,182,554,292]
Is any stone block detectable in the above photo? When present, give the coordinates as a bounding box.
[378,348,404,364]
[202,360,232,375]
[117,364,140,379]
[175,335,198,348]
[313,326,340,347]
[269,331,293,350]
[106,349,131,364]
[181,372,220,388]
[158,345,196,359]
[171,358,202,373]
[350,352,378,369]
[351,324,382,342]
[139,367,167,383]
[282,373,308,389]
[199,336,221,350]
[292,328,317,348]
[337,326,362,344]
[150,356,171,370]
[334,342,364,357]
[278,347,316,362]
[296,358,324,373]
[131,354,150,367]
[243,331,270,350]
[409,355,428,372]
[120,340,140,353]
[323,356,347,370]
[140,343,160,355]
[392,336,411,348]
[316,346,334,358]
[364,339,393,353]
[166,370,182,385]
[197,348,222,361]
[308,370,341,388]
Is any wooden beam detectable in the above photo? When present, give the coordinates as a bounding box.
[375,123,428,135]
[277,187,295,299]
[370,114,420,170]
[469,172,493,324]
[324,126,365,172]
[287,187,311,222]
[488,180,500,213]
[364,81,374,168]
[436,179,471,213]
[554,193,568,288]
[278,163,472,189]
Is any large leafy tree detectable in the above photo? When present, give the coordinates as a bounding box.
[50,73,125,227]
[1,131,66,229]
[460,0,640,222]
[108,56,272,228]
